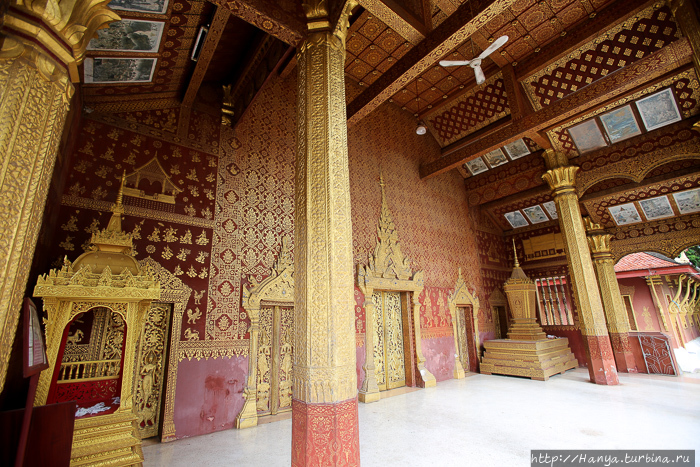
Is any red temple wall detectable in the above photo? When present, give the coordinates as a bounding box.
[42,69,489,439]
[618,277,662,332]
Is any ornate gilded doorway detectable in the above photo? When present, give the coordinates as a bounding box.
[236,236,294,429]
[448,269,481,378]
[133,301,173,439]
[372,291,408,391]
[256,305,294,416]
[357,173,436,403]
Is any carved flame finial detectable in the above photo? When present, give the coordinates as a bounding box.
[512,239,519,268]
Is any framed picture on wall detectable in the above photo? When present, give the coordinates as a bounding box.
[542,201,558,219]
[465,157,489,175]
[567,119,608,154]
[522,205,549,224]
[84,57,158,84]
[108,0,169,14]
[635,88,682,131]
[638,196,675,220]
[87,20,165,53]
[608,203,642,226]
[599,104,642,144]
[483,148,508,168]
[504,210,529,229]
[672,187,700,214]
[503,139,530,160]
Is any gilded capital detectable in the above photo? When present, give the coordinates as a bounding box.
[1,0,120,81]
[542,149,570,169]
[542,165,579,193]
[587,233,613,256]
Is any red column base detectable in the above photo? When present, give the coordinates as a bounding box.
[292,397,360,467]
[610,332,638,373]
[584,335,619,385]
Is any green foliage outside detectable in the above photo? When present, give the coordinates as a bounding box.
[683,246,700,269]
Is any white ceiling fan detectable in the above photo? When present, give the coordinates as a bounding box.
[439,35,509,85]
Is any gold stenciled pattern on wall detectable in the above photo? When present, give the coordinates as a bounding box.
[348,100,483,291]
[207,72,296,341]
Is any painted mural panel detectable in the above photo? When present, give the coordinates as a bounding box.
[87,20,165,53]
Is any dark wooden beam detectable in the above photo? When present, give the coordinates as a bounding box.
[347,0,517,126]
[181,7,231,109]
[212,0,306,46]
[419,38,694,179]
[358,0,428,44]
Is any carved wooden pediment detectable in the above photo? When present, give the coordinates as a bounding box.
[358,174,422,292]
[243,236,294,311]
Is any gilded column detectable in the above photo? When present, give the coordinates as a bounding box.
[542,152,619,385]
[293,1,360,465]
[668,0,700,79]
[0,1,119,391]
[584,219,637,373]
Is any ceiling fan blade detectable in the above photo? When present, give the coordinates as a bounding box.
[478,35,509,60]
[439,60,471,67]
[473,64,485,85]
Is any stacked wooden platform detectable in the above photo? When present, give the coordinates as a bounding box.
[480,337,578,381]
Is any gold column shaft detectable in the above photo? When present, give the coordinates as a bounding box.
[586,232,631,335]
[669,0,700,79]
[542,166,608,337]
[0,50,72,392]
[293,29,357,404]
[0,0,119,392]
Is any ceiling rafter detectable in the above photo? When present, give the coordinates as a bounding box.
[419,38,694,179]
[346,0,518,126]
[212,0,306,46]
[182,7,231,108]
[358,0,428,44]
[515,0,657,80]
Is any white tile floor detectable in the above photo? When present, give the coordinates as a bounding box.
[144,369,700,466]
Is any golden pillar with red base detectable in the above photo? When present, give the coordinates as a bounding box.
[293,2,360,465]
[0,0,119,392]
[542,152,619,385]
[585,219,638,373]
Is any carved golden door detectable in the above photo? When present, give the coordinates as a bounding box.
[256,305,294,416]
[456,306,478,373]
[133,302,172,439]
[372,291,406,391]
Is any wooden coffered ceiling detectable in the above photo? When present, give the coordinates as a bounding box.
[80,0,700,236]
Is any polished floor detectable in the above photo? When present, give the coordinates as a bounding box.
[144,368,700,466]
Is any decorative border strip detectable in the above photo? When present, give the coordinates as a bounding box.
[62,195,215,228]
[86,113,221,156]
[420,326,454,339]
[177,340,250,361]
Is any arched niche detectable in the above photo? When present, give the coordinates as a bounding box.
[236,237,294,429]
[448,268,481,379]
[357,175,435,403]
[49,305,128,410]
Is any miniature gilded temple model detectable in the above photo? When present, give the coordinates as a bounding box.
[481,244,577,381]
[33,175,160,466]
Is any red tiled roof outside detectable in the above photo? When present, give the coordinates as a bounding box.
[614,252,679,272]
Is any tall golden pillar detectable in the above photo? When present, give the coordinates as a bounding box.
[0,0,119,391]
[669,0,700,78]
[542,151,619,385]
[292,1,359,465]
[584,219,638,373]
